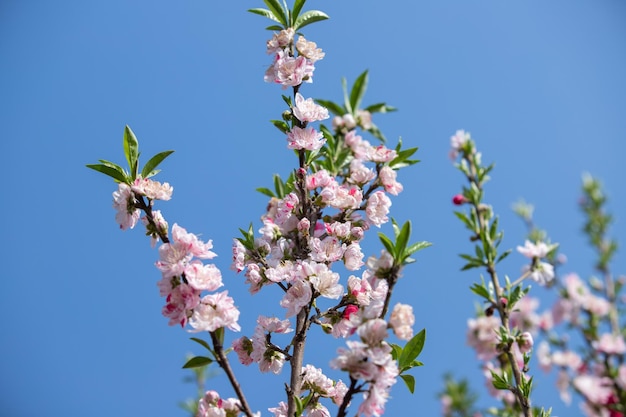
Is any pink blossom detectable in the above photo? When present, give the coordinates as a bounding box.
[269,402,288,417]
[156,241,192,278]
[390,303,415,340]
[366,191,391,227]
[162,283,200,327]
[257,316,293,334]
[309,236,345,263]
[330,184,363,209]
[287,126,325,151]
[368,145,397,163]
[349,159,376,185]
[232,336,254,365]
[306,169,333,189]
[331,340,378,380]
[184,260,223,292]
[171,223,216,259]
[112,182,140,230]
[517,332,534,354]
[303,261,343,299]
[356,109,373,130]
[344,243,365,271]
[592,333,626,355]
[357,319,389,346]
[573,374,614,405]
[378,166,403,195]
[449,129,470,160]
[131,177,173,200]
[516,240,553,258]
[296,36,325,62]
[231,239,246,273]
[265,51,315,88]
[280,278,313,317]
[189,291,241,332]
[467,315,501,360]
[266,28,294,54]
[293,93,329,122]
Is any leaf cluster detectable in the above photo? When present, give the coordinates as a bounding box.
[390,329,426,393]
[378,220,431,268]
[249,0,328,32]
[86,125,174,185]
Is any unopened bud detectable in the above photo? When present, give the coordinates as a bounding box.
[517,332,534,353]
[452,194,468,205]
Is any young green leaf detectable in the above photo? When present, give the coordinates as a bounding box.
[399,329,425,369]
[292,0,306,24]
[400,374,415,394]
[248,8,281,23]
[364,103,397,113]
[86,163,128,183]
[263,0,287,26]
[377,232,395,255]
[404,241,431,257]
[189,337,213,352]
[314,99,345,116]
[293,10,329,31]
[394,221,411,259]
[141,150,174,179]
[123,125,139,180]
[182,356,213,369]
[256,187,276,198]
[349,70,368,113]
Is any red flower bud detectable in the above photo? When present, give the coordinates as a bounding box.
[452,194,467,205]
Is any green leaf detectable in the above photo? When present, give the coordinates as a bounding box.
[141,150,174,179]
[123,125,139,180]
[294,10,329,31]
[349,70,368,113]
[314,99,345,116]
[469,283,492,301]
[341,77,352,114]
[404,241,431,257]
[273,174,285,198]
[400,374,415,394]
[496,249,511,264]
[271,120,290,134]
[86,163,128,183]
[182,356,213,369]
[292,0,306,24]
[389,343,402,360]
[248,8,282,23]
[394,221,411,258]
[256,187,275,198]
[378,232,395,255]
[399,329,425,368]
[364,103,397,113]
[189,337,212,352]
[263,0,287,26]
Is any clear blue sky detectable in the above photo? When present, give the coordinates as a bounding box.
[1,1,625,416]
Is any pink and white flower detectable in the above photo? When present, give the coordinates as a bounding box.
[287,126,326,151]
[366,191,391,227]
[293,93,329,123]
[189,291,241,332]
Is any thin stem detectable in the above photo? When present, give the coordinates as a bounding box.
[209,331,255,417]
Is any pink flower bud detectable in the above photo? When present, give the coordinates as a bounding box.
[452,194,467,205]
[517,332,534,353]
[343,304,358,320]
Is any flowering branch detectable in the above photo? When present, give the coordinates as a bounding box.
[450,130,552,417]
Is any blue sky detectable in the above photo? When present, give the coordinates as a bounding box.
[2,0,625,416]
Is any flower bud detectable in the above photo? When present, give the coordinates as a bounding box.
[452,194,467,205]
[517,332,534,353]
